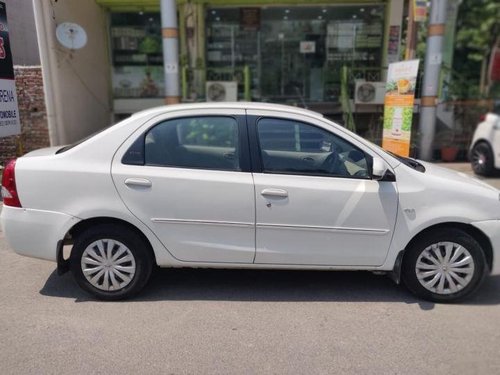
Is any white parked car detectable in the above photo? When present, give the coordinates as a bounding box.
[470,111,500,176]
[2,103,500,302]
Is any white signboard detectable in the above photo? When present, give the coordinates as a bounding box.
[300,41,316,54]
[0,1,20,138]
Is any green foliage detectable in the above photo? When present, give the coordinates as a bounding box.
[139,36,161,55]
[455,0,499,62]
[452,0,500,98]
[414,0,499,99]
[181,118,236,147]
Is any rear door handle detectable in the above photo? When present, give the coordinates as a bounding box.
[261,188,288,198]
[124,178,152,188]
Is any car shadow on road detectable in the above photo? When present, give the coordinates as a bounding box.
[39,268,500,310]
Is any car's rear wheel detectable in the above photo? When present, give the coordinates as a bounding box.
[471,142,494,176]
[70,224,153,300]
[402,229,487,303]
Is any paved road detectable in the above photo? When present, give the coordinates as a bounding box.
[1,164,500,374]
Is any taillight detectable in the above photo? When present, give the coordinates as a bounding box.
[1,159,22,207]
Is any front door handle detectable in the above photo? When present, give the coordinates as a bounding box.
[125,178,152,188]
[261,188,288,198]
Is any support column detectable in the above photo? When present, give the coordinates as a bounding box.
[196,3,206,98]
[161,0,180,105]
[32,0,63,145]
[418,0,447,161]
[383,0,405,81]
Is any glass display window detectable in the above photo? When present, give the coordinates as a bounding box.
[111,13,164,99]
[206,5,385,104]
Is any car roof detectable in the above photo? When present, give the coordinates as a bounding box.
[132,102,325,121]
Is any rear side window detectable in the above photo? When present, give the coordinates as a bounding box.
[123,116,240,171]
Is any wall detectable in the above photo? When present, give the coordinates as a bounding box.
[33,0,112,145]
[3,0,40,66]
[0,67,50,166]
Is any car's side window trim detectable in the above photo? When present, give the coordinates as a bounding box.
[121,114,251,173]
[248,115,373,180]
[246,114,264,173]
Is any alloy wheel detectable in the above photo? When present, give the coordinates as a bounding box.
[471,148,487,174]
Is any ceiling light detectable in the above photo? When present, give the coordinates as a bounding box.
[360,8,365,12]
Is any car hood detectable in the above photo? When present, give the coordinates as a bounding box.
[395,161,500,222]
[419,161,499,193]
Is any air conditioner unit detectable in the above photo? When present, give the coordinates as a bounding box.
[354,81,386,105]
[206,81,238,102]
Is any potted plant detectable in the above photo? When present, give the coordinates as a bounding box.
[436,129,459,162]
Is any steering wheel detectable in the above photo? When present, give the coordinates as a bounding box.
[321,152,348,176]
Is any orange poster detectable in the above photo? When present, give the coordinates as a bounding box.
[382,60,420,157]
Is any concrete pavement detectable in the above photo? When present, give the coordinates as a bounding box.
[1,163,500,374]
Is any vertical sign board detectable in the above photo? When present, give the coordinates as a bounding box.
[382,60,419,157]
[0,1,20,138]
[413,0,428,22]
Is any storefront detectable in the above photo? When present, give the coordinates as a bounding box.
[205,5,386,106]
[33,0,404,146]
[100,0,402,118]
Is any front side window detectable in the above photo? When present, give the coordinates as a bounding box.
[142,116,240,171]
[257,118,369,178]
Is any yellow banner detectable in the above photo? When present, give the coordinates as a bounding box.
[382,60,420,157]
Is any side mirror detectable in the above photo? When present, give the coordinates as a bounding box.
[372,157,389,180]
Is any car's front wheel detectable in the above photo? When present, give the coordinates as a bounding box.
[402,229,487,303]
[471,142,494,176]
[70,224,153,300]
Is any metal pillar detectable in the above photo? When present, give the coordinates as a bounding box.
[418,0,447,160]
[161,0,180,105]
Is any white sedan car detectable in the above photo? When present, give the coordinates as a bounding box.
[2,103,500,302]
[470,111,500,176]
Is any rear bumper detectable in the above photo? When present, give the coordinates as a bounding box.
[0,206,80,262]
[472,220,500,275]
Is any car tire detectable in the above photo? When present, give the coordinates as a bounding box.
[70,224,154,301]
[402,228,487,303]
[471,142,494,176]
